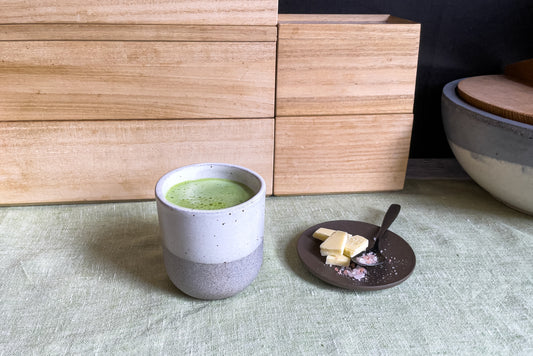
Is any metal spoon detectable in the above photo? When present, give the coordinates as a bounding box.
[353,204,401,267]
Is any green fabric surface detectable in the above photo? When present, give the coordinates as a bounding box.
[1,180,532,355]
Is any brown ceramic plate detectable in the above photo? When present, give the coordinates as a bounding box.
[297,220,416,291]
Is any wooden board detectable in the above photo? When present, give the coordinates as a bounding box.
[0,23,278,42]
[0,0,278,25]
[276,14,416,24]
[457,75,533,125]
[504,58,533,86]
[0,119,274,204]
[0,32,276,121]
[273,114,413,195]
[276,14,420,117]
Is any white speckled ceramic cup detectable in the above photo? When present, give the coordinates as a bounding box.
[155,163,265,300]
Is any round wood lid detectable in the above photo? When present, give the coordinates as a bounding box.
[457,75,533,125]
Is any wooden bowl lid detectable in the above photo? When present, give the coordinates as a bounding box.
[504,58,533,86]
[457,75,533,126]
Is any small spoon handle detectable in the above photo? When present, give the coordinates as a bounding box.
[372,204,401,249]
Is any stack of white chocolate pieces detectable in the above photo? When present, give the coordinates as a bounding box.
[313,228,369,267]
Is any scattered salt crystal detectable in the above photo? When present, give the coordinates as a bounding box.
[334,264,367,281]
[355,252,379,266]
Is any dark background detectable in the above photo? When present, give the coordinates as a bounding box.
[279,0,533,158]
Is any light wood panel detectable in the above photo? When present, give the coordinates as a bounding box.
[276,14,420,117]
[276,14,413,24]
[0,39,276,121]
[0,24,277,42]
[0,0,278,25]
[0,119,274,204]
[273,114,413,195]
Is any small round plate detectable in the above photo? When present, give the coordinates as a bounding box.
[297,220,416,291]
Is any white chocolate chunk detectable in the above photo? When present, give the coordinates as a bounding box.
[326,254,351,267]
[312,227,336,241]
[320,230,348,256]
[343,234,369,258]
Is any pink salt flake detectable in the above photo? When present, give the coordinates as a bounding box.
[355,252,379,266]
[347,266,367,281]
[334,265,367,281]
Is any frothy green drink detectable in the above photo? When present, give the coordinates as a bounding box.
[166,178,255,210]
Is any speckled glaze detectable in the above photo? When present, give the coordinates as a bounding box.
[442,79,533,215]
[156,163,265,299]
[163,243,262,300]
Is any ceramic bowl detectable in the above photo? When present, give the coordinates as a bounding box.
[442,79,533,215]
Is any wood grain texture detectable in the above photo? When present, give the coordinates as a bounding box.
[504,58,533,86]
[0,24,278,42]
[0,0,278,25]
[0,40,276,121]
[0,119,274,204]
[276,14,420,117]
[273,114,413,195]
[277,14,415,24]
[457,75,533,125]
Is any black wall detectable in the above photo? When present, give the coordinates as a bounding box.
[279,1,533,158]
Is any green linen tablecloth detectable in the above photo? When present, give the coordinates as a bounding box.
[1,179,532,355]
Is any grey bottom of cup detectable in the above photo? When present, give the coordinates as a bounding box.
[163,242,263,300]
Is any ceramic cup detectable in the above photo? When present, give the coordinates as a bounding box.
[155,163,265,300]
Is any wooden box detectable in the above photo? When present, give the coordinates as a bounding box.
[0,24,276,204]
[274,14,420,195]
[1,119,274,204]
[0,10,421,203]
[0,25,276,121]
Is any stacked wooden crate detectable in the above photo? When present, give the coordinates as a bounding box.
[0,5,421,204]
[274,14,420,195]
[0,1,278,204]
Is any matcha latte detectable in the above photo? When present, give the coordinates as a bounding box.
[165,178,255,210]
[156,163,266,299]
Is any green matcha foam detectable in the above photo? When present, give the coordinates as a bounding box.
[165,178,254,210]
